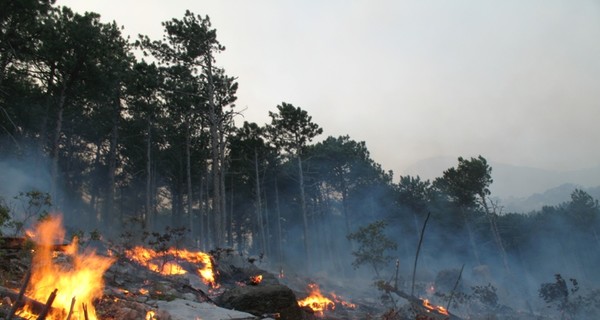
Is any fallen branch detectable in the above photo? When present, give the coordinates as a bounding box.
[411,211,431,296]
[0,236,71,252]
[82,302,89,320]
[0,286,50,315]
[65,297,76,320]
[7,268,32,320]
[36,288,58,320]
[377,282,464,320]
[446,264,465,312]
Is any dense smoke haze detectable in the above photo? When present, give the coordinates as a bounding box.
[1,1,600,319]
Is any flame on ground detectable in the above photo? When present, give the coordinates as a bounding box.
[330,292,357,309]
[145,310,157,320]
[297,283,335,316]
[249,274,263,285]
[124,246,218,287]
[421,298,449,316]
[17,215,115,320]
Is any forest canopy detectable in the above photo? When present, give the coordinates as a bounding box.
[1,1,599,299]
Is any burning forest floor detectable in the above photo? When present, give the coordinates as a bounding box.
[0,217,599,320]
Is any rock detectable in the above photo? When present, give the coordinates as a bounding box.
[156,298,254,320]
[217,284,304,320]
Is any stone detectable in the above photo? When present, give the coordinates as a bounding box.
[156,299,254,320]
[217,284,304,320]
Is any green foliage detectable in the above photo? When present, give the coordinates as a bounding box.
[347,220,397,277]
[567,189,599,229]
[143,226,188,253]
[8,190,52,234]
[539,274,582,317]
[0,197,11,235]
[434,155,492,209]
[268,102,323,156]
[396,175,432,214]
[471,283,498,307]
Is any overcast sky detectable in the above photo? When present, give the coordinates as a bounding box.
[59,0,600,178]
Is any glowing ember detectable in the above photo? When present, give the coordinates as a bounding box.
[330,292,357,309]
[17,215,115,320]
[145,310,157,320]
[124,246,218,287]
[297,283,335,316]
[249,274,263,285]
[422,298,449,315]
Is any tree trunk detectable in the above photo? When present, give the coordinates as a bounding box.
[220,131,227,246]
[38,64,56,166]
[254,149,267,255]
[186,119,194,236]
[275,179,283,264]
[462,209,481,265]
[90,140,102,222]
[145,120,152,229]
[482,197,510,273]
[50,83,67,205]
[298,156,311,271]
[206,55,222,247]
[106,91,120,228]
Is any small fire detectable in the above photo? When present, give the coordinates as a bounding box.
[421,298,449,316]
[125,246,218,287]
[297,283,335,316]
[139,288,149,295]
[249,274,263,285]
[426,283,436,295]
[17,215,115,320]
[145,310,157,320]
[330,292,357,309]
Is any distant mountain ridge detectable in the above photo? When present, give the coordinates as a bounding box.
[499,184,600,213]
[400,156,600,213]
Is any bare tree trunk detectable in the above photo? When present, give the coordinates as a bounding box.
[106,93,120,228]
[198,172,206,249]
[275,179,283,264]
[298,156,311,271]
[38,64,56,167]
[220,132,227,246]
[206,56,222,247]
[228,174,234,246]
[90,140,102,223]
[483,198,510,273]
[254,149,267,255]
[50,83,67,205]
[462,209,481,266]
[145,120,152,229]
[185,119,194,236]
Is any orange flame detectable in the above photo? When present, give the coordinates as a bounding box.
[330,292,357,309]
[422,298,449,315]
[145,310,157,320]
[124,246,217,287]
[17,215,115,320]
[297,283,335,316]
[249,274,263,285]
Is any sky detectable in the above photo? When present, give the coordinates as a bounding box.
[59,0,600,179]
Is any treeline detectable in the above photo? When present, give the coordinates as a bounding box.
[1,1,599,281]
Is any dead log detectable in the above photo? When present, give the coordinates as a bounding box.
[0,286,52,315]
[65,297,76,320]
[35,288,57,320]
[0,236,71,251]
[7,268,32,320]
[377,282,464,320]
[82,303,89,320]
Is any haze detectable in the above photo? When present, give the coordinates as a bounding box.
[59,0,600,178]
